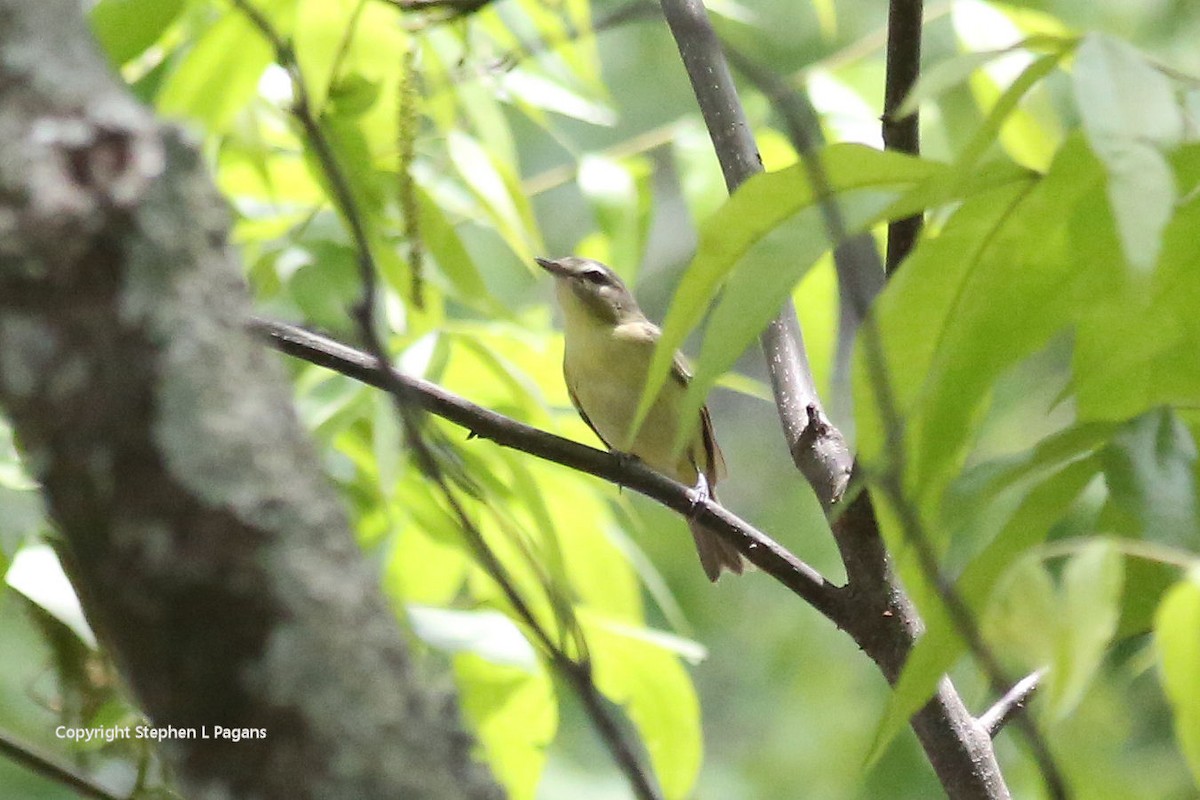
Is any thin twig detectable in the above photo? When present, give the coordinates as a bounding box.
[0,729,124,800]
[980,670,1045,739]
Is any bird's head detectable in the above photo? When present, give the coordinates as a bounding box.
[536,256,642,325]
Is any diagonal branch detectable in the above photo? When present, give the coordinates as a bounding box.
[251,318,844,623]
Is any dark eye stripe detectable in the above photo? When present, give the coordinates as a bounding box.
[582,269,607,284]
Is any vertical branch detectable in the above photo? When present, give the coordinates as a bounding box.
[873,3,1067,796]
[882,0,924,273]
[720,44,884,431]
[657,0,1019,797]
[657,0,852,508]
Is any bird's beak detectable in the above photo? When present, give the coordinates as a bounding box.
[535,257,569,277]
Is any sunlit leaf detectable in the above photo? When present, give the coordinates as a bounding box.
[898,36,1074,119]
[583,611,701,800]
[455,654,556,800]
[956,47,1072,172]
[409,605,538,669]
[1156,573,1200,788]
[158,0,299,131]
[448,131,543,265]
[501,70,617,127]
[640,145,945,442]
[857,138,1101,505]
[414,186,499,311]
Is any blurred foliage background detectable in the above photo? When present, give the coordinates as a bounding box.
[2,0,1200,797]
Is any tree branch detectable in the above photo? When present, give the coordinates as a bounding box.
[882,0,924,273]
[980,671,1044,739]
[655,1,1015,796]
[251,318,844,623]
[657,0,852,510]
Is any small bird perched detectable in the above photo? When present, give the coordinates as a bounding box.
[536,256,744,581]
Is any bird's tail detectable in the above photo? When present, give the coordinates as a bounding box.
[689,514,744,582]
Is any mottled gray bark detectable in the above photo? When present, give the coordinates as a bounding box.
[0,3,501,798]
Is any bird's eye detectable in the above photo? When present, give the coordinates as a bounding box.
[581,269,607,284]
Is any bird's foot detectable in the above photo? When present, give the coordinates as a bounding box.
[688,472,711,518]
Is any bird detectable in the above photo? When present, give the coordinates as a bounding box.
[536,255,744,581]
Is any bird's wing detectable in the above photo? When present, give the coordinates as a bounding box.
[670,349,727,483]
[565,372,612,450]
[698,401,727,483]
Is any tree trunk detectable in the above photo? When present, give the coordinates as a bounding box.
[0,3,501,798]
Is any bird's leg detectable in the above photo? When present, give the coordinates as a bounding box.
[688,471,711,518]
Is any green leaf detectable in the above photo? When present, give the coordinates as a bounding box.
[1155,573,1200,788]
[448,131,543,265]
[868,456,1099,764]
[583,612,702,800]
[157,0,298,132]
[384,486,469,605]
[681,189,899,436]
[638,144,945,440]
[455,654,557,800]
[294,0,364,113]
[983,540,1123,721]
[1117,554,1180,640]
[89,0,185,66]
[1101,409,1199,548]
[287,241,362,332]
[857,138,1102,504]
[1071,188,1200,420]
[501,70,616,127]
[414,186,499,311]
[956,47,1074,172]
[942,422,1115,536]
[1051,539,1124,718]
[1073,35,1184,273]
